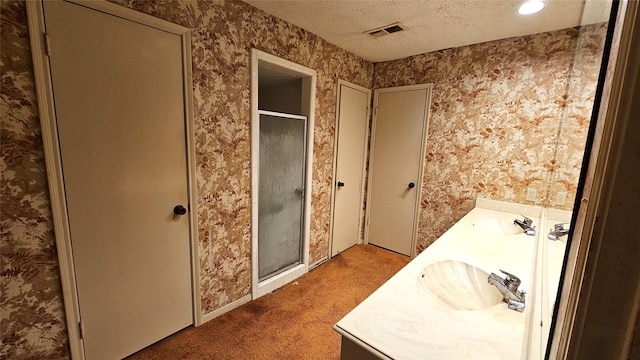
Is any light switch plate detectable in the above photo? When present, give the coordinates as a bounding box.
[526,187,537,201]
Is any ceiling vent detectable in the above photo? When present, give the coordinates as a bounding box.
[364,22,408,38]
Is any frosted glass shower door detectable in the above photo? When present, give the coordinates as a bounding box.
[258,110,307,281]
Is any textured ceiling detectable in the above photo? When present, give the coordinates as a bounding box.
[243,0,612,62]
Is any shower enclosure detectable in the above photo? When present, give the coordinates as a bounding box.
[258,110,307,281]
[251,48,316,299]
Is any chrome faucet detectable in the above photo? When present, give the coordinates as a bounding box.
[548,223,570,240]
[487,269,526,312]
[514,216,536,236]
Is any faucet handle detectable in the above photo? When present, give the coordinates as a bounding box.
[507,299,526,312]
[499,269,521,289]
[520,215,533,226]
[554,222,569,231]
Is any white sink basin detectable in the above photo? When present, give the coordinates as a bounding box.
[417,260,504,310]
[471,217,523,235]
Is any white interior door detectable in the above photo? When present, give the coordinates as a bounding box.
[366,85,431,256]
[331,81,371,256]
[44,1,193,358]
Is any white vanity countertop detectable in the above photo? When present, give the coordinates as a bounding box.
[335,200,542,359]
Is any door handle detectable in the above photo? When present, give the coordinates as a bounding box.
[337,181,345,188]
[408,182,416,189]
[173,205,187,215]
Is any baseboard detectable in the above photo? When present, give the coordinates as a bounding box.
[310,256,328,270]
[200,294,252,325]
[253,263,307,299]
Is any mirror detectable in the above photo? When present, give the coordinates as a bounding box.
[546,0,613,210]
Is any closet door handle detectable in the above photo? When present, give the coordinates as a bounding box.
[408,182,416,189]
[173,205,187,215]
[337,181,345,188]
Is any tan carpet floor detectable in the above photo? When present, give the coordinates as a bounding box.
[127,244,410,360]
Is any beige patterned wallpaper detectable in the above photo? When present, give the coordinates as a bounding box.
[1,2,70,358]
[1,0,606,357]
[546,25,608,210]
[374,23,606,253]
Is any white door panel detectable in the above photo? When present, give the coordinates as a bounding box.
[331,82,370,256]
[44,1,192,358]
[367,85,430,256]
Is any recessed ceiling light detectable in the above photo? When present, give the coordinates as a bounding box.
[518,0,546,15]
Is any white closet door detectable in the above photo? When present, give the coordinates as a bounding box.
[44,1,192,358]
[366,85,431,256]
[331,82,370,256]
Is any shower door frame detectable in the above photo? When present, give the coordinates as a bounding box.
[250,49,316,299]
[256,110,308,282]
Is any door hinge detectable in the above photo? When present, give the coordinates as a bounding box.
[78,321,85,339]
[44,33,52,56]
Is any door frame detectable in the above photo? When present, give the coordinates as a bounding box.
[250,48,317,299]
[364,84,432,258]
[328,80,371,258]
[26,1,200,358]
